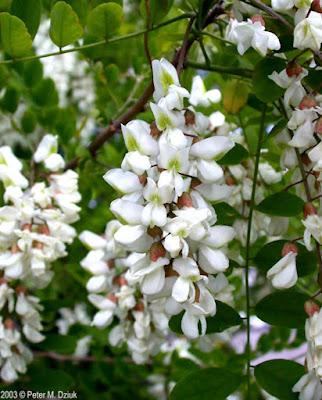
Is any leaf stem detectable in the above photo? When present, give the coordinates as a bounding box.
[244,105,266,396]
[185,60,253,78]
[0,13,194,66]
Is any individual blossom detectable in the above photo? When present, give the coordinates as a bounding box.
[266,242,298,289]
[226,17,281,56]
[294,12,322,51]
[189,76,221,107]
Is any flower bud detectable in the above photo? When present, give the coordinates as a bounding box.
[225,176,235,186]
[149,242,166,262]
[15,285,27,294]
[38,224,50,235]
[304,300,320,316]
[134,302,145,312]
[304,202,317,218]
[138,174,147,186]
[0,277,7,285]
[299,96,317,110]
[281,242,298,257]
[150,122,161,138]
[11,243,20,253]
[107,293,118,303]
[147,226,163,239]
[286,61,303,78]
[21,223,32,231]
[312,0,322,13]
[4,318,15,330]
[184,109,196,126]
[107,259,115,269]
[177,192,193,208]
[251,15,265,26]
[315,117,322,134]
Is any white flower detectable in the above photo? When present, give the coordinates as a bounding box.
[172,258,203,302]
[88,294,116,328]
[226,18,280,56]
[33,134,65,171]
[103,169,143,195]
[121,120,158,156]
[294,12,322,51]
[189,76,221,107]
[272,0,294,10]
[266,251,298,289]
[303,215,322,250]
[258,162,283,184]
[152,58,180,102]
[293,371,322,400]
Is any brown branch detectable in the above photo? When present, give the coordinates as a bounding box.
[34,351,151,365]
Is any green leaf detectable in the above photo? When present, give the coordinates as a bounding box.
[213,202,241,225]
[264,118,288,142]
[37,333,77,354]
[254,239,316,277]
[1,85,19,112]
[21,108,37,133]
[255,290,308,328]
[169,301,242,335]
[32,78,59,106]
[23,58,43,87]
[87,3,123,40]
[256,191,304,217]
[140,0,174,24]
[254,359,304,399]
[223,80,248,113]
[169,367,243,400]
[49,1,83,48]
[0,12,32,57]
[218,143,249,165]
[28,366,75,392]
[305,69,322,94]
[253,58,286,103]
[11,0,42,38]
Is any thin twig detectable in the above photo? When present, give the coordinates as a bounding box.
[144,0,152,66]
[244,105,267,396]
[186,60,253,78]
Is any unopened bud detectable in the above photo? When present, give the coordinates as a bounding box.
[304,202,317,218]
[21,223,32,231]
[107,293,118,303]
[315,117,322,134]
[139,175,147,186]
[4,319,15,330]
[150,122,161,138]
[150,242,166,262]
[312,0,322,12]
[299,96,317,110]
[147,226,163,239]
[107,259,115,269]
[286,61,303,78]
[117,276,128,286]
[0,278,7,285]
[134,302,145,312]
[191,178,201,189]
[225,176,235,186]
[11,243,20,254]
[251,15,265,26]
[177,192,193,208]
[15,285,27,294]
[38,224,50,235]
[184,109,196,126]
[281,242,298,257]
[304,300,320,316]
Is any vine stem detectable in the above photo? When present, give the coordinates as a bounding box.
[185,61,253,78]
[244,105,267,395]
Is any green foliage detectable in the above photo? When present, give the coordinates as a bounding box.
[252,58,286,103]
[254,360,304,399]
[170,368,243,400]
[10,0,42,38]
[87,3,123,40]
[255,290,308,328]
[49,1,83,48]
[218,143,249,165]
[0,12,32,57]
[256,191,305,217]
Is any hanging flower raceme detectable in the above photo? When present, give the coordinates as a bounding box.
[0,135,81,382]
[98,58,236,342]
[292,302,322,399]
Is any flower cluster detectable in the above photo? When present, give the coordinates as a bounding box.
[292,302,322,400]
[80,58,236,363]
[0,135,81,381]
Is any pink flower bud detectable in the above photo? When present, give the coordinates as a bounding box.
[251,15,265,26]
[304,300,320,316]
[281,242,298,256]
[299,96,317,110]
[177,192,193,208]
[150,242,166,262]
[304,202,317,218]
[286,61,303,78]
